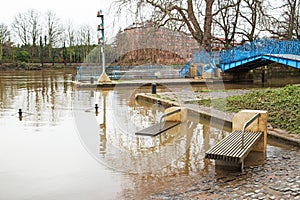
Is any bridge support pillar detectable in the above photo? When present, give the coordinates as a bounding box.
[225,71,253,82]
[261,66,268,83]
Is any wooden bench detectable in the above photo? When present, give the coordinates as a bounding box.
[205,110,268,171]
[135,121,180,136]
[205,130,263,169]
[136,107,187,136]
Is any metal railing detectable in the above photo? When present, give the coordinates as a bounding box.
[159,108,181,130]
[220,39,300,64]
[241,113,261,149]
[75,65,182,81]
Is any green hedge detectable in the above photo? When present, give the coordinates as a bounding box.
[198,85,300,134]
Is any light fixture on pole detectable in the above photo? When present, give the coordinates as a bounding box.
[97,9,111,83]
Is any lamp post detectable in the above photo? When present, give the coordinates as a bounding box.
[97,9,111,83]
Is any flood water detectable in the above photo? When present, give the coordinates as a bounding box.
[0,69,299,200]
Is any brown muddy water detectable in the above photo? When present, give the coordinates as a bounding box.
[0,69,299,200]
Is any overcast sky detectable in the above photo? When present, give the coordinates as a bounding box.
[0,0,130,41]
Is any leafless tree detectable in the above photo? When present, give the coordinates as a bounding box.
[45,11,63,48]
[28,9,41,46]
[64,21,76,63]
[0,23,10,62]
[264,0,300,39]
[213,0,241,49]
[113,0,215,51]
[237,0,267,42]
[76,24,93,62]
[44,11,63,64]
[12,12,29,46]
[11,9,42,46]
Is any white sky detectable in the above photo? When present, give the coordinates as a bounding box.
[0,0,131,41]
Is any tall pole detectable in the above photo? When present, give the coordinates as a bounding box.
[97,9,111,83]
[101,42,105,74]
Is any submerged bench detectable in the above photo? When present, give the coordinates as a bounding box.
[136,107,187,136]
[205,110,268,171]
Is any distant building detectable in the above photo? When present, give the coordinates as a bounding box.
[211,38,239,51]
[115,21,199,65]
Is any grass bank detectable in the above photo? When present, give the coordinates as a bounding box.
[196,85,300,134]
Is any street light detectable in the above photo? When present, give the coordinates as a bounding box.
[97,9,111,83]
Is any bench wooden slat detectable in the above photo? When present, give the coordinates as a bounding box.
[236,131,262,161]
[135,121,180,136]
[205,130,263,163]
[230,131,256,159]
[208,130,240,160]
[222,130,243,161]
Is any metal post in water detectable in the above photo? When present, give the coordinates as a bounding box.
[157,100,161,106]
[152,83,157,94]
[18,109,22,117]
[18,109,22,121]
[95,104,99,113]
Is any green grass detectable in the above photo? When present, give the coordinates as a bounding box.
[197,85,300,134]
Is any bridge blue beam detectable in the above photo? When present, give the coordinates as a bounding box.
[220,54,300,72]
[218,39,300,72]
[261,55,300,70]
[220,56,263,72]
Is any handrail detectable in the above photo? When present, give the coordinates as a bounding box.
[241,113,260,149]
[159,108,181,130]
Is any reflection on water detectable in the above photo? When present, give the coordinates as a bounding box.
[73,87,229,176]
[0,70,298,199]
[74,83,232,175]
[0,70,74,126]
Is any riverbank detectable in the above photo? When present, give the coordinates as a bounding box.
[135,85,300,147]
[0,62,77,71]
[132,86,300,200]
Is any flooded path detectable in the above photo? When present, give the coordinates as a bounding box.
[0,70,299,199]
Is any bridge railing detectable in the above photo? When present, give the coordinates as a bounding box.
[193,51,219,65]
[219,39,300,64]
[75,65,182,81]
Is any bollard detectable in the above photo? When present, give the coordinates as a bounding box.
[151,83,156,94]
[18,109,22,118]
[18,109,23,121]
[95,104,99,113]
[91,77,94,84]
[157,100,161,106]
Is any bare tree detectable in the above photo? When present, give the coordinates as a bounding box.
[44,11,63,64]
[65,21,76,64]
[77,24,93,62]
[213,0,241,49]
[11,9,42,46]
[295,0,300,39]
[45,11,63,48]
[238,0,267,42]
[286,0,298,39]
[12,12,29,46]
[113,0,215,51]
[28,9,41,46]
[0,23,10,62]
[264,0,300,39]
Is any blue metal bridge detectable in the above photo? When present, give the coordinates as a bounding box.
[218,39,300,72]
[76,39,300,81]
[193,39,300,73]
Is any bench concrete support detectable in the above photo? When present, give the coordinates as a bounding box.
[206,109,268,171]
[232,110,268,153]
[164,107,187,122]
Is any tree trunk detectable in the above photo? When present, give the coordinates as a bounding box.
[0,45,3,63]
[203,0,214,51]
